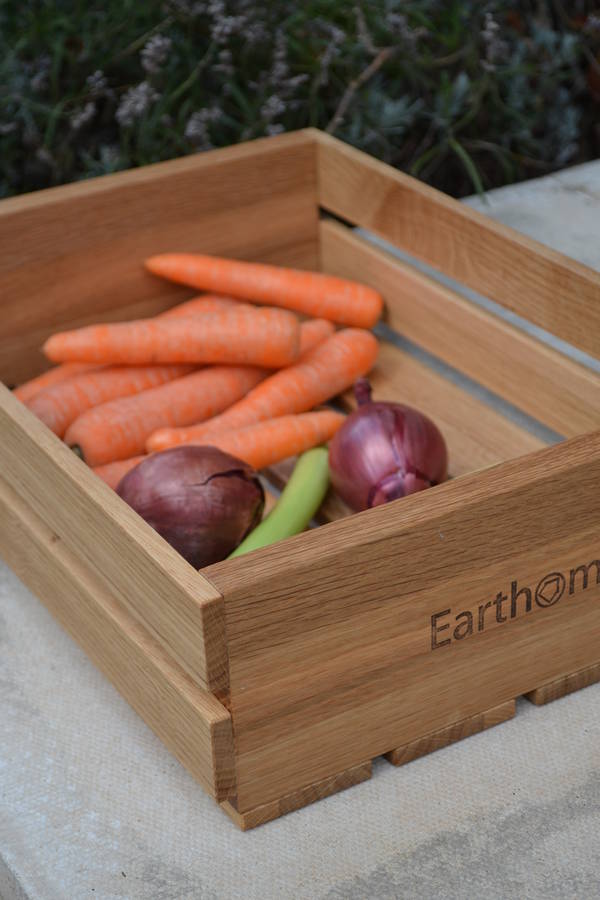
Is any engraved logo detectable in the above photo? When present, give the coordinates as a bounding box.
[535,572,565,608]
[431,558,600,650]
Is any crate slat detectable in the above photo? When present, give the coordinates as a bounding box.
[321,219,600,438]
[524,661,600,705]
[316,131,600,357]
[221,761,371,830]
[385,699,516,766]
[0,474,235,801]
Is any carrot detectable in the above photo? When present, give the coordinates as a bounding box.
[12,297,229,402]
[191,411,345,470]
[146,328,377,453]
[42,306,301,368]
[159,295,242,318]
[27,364,193,438]
[145,253,384,329]
[66,366,265,466]
[94,410,343,489]
[94,456,146,490]
[13,362,100,404]
[14,296,241,407]
[64,319,333,466]
[296,317,335,352]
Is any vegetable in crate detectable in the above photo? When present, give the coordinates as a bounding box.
[116,446,264,568]
[145,253,383,329]
[230,447,330,558]
[329,379,448,511]
[198,410,345,470]
[43,306,301,368]
[13,295,234,405]
[146,328,378,452]
[65,319,334,467]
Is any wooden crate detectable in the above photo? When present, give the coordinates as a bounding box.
[2,129,600,830]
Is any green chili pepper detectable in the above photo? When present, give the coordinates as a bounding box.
[228,447,330,558]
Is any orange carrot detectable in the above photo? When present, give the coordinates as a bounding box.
[159,295,242,318]
[13,362,100,404]
[296,317,335,353]
[66,366,266,466]
[146,328,377,453]
[64,319,333,466]
[192,411,345,470]
[94,410,344,488]
[13,298,228,402]
[42,306,301,368]
[27,364,193,438]
[14,296,241,406]
[145,253,384,328]
[94,456,146,490]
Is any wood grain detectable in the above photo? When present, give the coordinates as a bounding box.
[0,474,234,800]
[207,430,600,810]
[321,219,600,438]
[355,341,545,477]
[0,383,228,695]
[221,761,371,830]
[316,130,600,357]
[385,700,515,766]
[0,130,318,385]
[524,661,600,705]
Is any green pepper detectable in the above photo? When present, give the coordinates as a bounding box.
[228,447,330,558]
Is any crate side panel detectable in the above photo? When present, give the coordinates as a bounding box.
[317,132,600,357]
[321,219,600,438]
[0,384,227,694]
[0,474,235,801]
[209,431,600,810]
[0,132,318,385]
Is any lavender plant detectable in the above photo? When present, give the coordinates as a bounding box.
[1,1,598,198]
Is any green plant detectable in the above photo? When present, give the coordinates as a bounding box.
[1,1,598,199]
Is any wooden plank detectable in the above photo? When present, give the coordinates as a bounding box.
[0,130,318,385]
[221,761,371,830]
[385,700,515,766]
[0,474,235,801]
[0,384,228,695]
[524,661,600,705]
[315,130,600,357]
[355,342,545,477]
[207,430,600,810]
[321,219,600,438]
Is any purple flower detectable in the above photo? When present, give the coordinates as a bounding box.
[116,82,160,127]
[86,70,109,97]
[141,35,172,74]
[70,102,96,131]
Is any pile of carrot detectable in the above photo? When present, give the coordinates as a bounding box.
[15,252,382,494]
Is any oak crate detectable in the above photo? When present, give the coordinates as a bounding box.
[2,129,600,830]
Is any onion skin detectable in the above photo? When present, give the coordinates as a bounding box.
[117,446,264,567]
[329,379,448,512]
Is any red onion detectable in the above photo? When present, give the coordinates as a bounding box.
[328,379,448,511]
[117,446,264,567]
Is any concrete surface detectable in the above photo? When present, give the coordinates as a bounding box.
[2,159,600,900]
